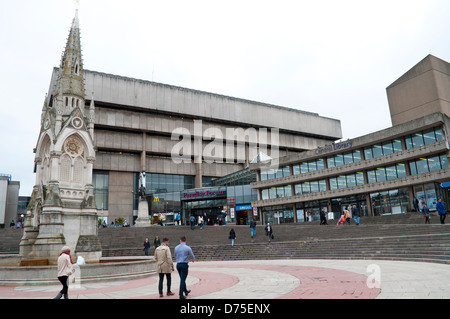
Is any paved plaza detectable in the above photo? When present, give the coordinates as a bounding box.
[1,259,450,299]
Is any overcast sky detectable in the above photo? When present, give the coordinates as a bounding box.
[1,0,450,196]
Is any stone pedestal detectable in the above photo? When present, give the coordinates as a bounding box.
[135,200,151,227]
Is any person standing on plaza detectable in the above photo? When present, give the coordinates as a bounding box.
[351,204,360,226]
[229,228,236,246]
[154,236,161,251]
[265,223,274,242]
[436,198,447,224]
[344,206,351,225]
[422,204,430,224]
[143,237,151,256]
[249,218,257,238]
[53,246,74,299]
[174,236,195,299]
[154,238,175,297]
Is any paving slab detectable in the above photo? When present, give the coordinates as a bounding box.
[1,259,449,299]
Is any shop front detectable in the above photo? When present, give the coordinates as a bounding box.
[181,187,228,225]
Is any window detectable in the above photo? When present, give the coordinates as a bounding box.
[382,141,394,155]
[367,170,377,184]
[397,164,406,178]
[294,184,302,195]
[372,144,383,158]
[409,154,448,175]
[329,177,338,190]
[93,171,109,210]
[406,127,443,149]
[365,139,403,159]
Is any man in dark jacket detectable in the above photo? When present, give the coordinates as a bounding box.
[249,218,257,238]
[352,205,360,226]
[264,223,273,242]
[436,198,446,224]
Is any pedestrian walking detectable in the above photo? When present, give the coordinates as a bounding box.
[320,208,328,225]
[413,197,420,212]
[143,237,151,256]
[174,236,195,299]
[422,204,430,224]
[344,206,351,225]
[189,215,196,230]
[154,238,175,297]
[351,204,360,226]
[53,246,74,299]
[199,215,204,229]
[229,228,236,246]
[436,198,447,224]
[249,218,257,238]
[264,223,274,242]
[154,236,161,251]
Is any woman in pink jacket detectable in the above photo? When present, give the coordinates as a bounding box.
[54,246,74,299]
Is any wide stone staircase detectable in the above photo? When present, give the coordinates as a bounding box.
[3,212,450,264]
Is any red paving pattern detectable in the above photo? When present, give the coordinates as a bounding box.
[0,263,380,299]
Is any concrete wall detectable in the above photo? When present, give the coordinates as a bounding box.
[81,70,342,140]
[108,171,134,219]
[387,55,450,126]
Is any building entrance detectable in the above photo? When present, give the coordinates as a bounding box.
[236,210,250,225]
[191,207,224,225]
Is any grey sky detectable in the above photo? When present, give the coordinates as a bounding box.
[1,0,450,195]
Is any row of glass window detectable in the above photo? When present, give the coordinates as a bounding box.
[293,159,325,174]
[260,153,449,200]
[260,126,445,182]
[329,172,364,190]
[295,180,327,195]
[260,166,291,181]
[364,139,402,160]
[367,163,407,183]
[409,154,448,175]
[327,150,361,168]
[405,127,444,149]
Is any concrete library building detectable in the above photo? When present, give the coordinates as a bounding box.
[250,55,450,224]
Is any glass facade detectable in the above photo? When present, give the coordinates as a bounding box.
[329,172,364,190]
[364,139,402,160]
[405,127,444,149]
[370,188,409,216]
[409,154,448,175]
[255,124,449,222]
[327,150,361,168]
[293,159,325,174]
[93,171,109,211]
[262,205,295,224]
[146,173,194,194]
[367,163,407,183]
[260,166,290,181]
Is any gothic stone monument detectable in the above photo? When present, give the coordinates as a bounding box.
[19,11,102,264]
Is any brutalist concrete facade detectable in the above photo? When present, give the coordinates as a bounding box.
[45,68,342,221]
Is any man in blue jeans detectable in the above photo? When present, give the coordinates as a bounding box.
[174,236,195,299]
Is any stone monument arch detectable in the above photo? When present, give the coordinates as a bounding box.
[20,10,101,264]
